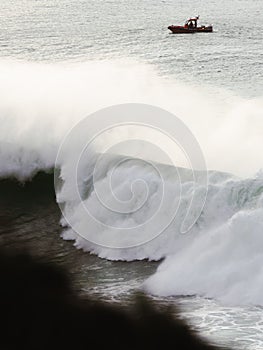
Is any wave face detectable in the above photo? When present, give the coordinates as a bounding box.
[143,173,263,306]
[1,59,263,306]
[57,148,263,305]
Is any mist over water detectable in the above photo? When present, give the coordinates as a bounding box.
[0,59,262,180]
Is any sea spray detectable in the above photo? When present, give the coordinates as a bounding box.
[0,59,262,180]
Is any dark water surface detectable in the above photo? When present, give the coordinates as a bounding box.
[0,173,158,300]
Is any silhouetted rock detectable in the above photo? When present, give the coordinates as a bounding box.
[0,249,228,350]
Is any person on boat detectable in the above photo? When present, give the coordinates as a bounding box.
[188,16,199,29]
[188,20,194,29]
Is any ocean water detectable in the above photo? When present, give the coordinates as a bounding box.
[1,0,263,349]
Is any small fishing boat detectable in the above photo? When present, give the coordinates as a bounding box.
[168,16,213,34]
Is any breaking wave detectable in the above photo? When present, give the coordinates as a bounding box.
[143,171,263,306]
[56,147,263,305]
[1,59,263,306]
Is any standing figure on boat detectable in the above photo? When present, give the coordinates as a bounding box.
[185,16,199,29]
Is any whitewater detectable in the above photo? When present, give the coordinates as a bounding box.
[0,59,263,308]
[1,59,262,179]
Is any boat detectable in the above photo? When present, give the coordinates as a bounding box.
[168,16,213,34]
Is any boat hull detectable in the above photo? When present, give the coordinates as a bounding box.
[168,25,213,34]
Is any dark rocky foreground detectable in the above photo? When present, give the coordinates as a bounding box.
[0,173,230,349]
[0,248,229,350]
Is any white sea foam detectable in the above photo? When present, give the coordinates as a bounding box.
[58,147,263,305]
[1,59,263,306]
[144,206,263,306]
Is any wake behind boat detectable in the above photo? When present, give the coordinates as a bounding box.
[168,16,213,34]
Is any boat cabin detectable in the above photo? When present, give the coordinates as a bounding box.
[185,16,199,29]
